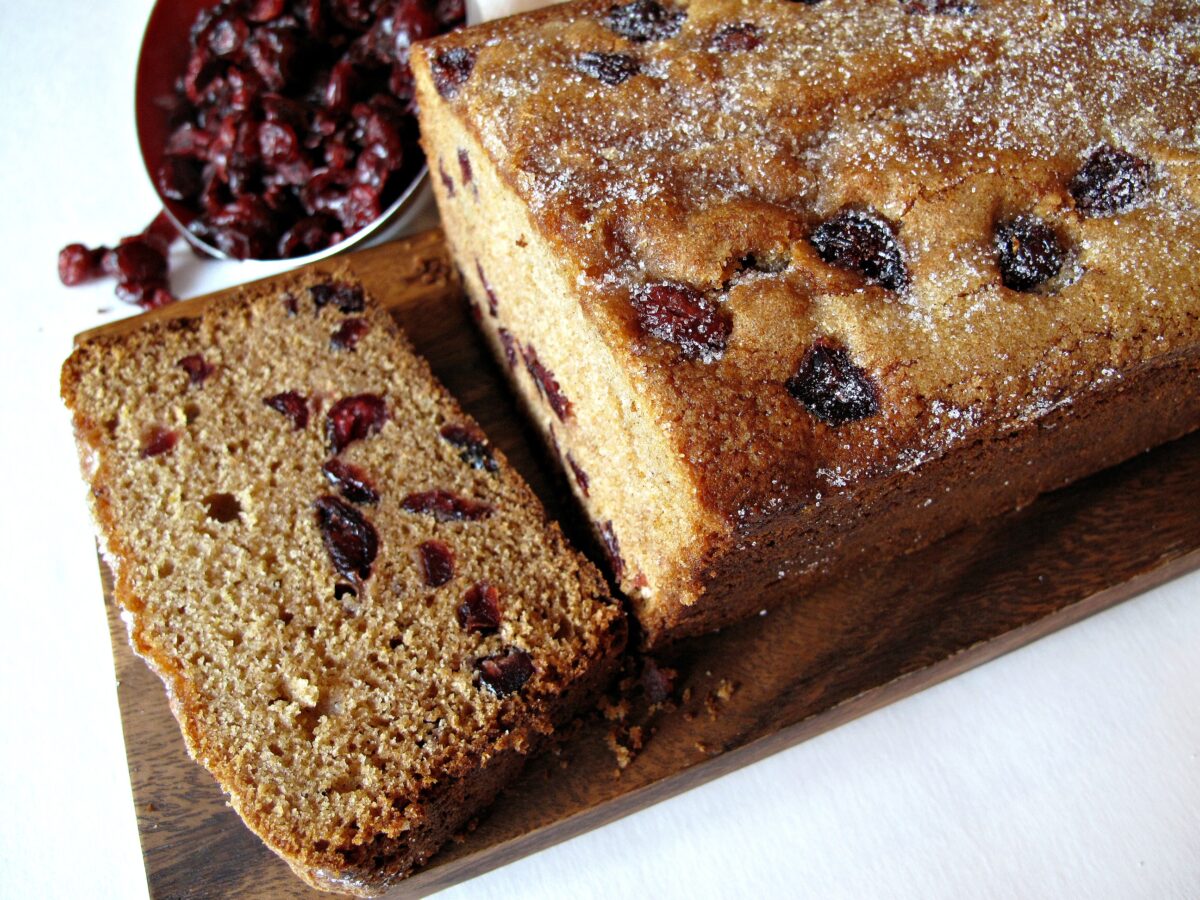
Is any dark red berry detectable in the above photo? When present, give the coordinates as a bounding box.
[326,394,388,452]
[418,539,455,587]
[104,239,168,285]
[994,215,1066,292]
[1069,145,1152,217]
[457,148,474,186]
[156,157,204,202]
[310,281,366,313]
[322,459,380,504]
[475,261,498,316]
[710,22,760,52]
[331,317,371,350]
[498,328,519,369]
[640,658,677,704]
[567,454,590,497]
[264,391,310,430]
[246,0,286,22]
[115,280,175,309]
[431,47,477,99]
[58,244,106,286]
[457,582,502,634]
[522,346,573,421]
[140,426,179,458]
[786,340,879,425]
[631,282,732,362]
[604,0,685,42]
[278,216,342,258]
[574,52,640,86]
[475,648,534,696]
[401,489,493,521]
[313,494,379,581]
[439,161,455,197]
[810,209,909,291]
[435,0,466,28]
[599,521,625,583]
[440,423,499,472]
[178,354,214,386]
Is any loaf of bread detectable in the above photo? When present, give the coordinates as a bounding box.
[413,0,1200,646]
[60,272,625,894]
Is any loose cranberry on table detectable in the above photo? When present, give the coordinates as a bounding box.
[58,0,465,308]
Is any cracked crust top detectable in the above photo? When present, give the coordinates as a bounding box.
[417,0,1200,531]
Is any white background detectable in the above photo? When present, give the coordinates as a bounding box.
[1,2,1197,898]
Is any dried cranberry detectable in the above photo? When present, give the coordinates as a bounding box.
[206,16,248,57]
[140,426,179,458]
[331,317,371,350]
[457,582,502,634]
[311,281,366,313]
[104,239,168,285]
[567,454,590,497]
[57,244,106,286]
[258,121,301,167]
[418,539,455,587]
[640,658,677,704]
[710,22,760,52]
[786,341,879,425]
[574,52,640,86]
[115,280,175,310]
[994,215,1066,292]
[322,459,380,504]
[439,161,455,197]
[631,282,731,362]
[278,216,341,258]
[522,346,573,421]
[246,0,286,23]
[475,648,534,696]
[264,391,310,430]
[498,328,519,370]
[313,495,379,581]
[440,423,499,472]
[178,354,214,386]
[326,394,387,452]
[599,521,625,583]
[401,489,493,521]
[431,47,477,99]
[810,209,909,291]
[457,148,473,186]
[604,0,685,42]
[435,0,466,28]
[1069,146,1152,217]
[475,261,498,316]
[156,157,204,202]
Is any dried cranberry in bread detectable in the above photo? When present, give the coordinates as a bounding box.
[60,272,625,894]
[413,0,1200,645]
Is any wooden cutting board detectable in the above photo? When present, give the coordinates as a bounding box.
[83,229,1200,899]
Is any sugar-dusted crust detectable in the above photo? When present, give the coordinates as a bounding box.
[414,0,1200,644]
[61,271,625,894]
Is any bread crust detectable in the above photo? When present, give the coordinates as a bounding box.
[414,0,1200,645]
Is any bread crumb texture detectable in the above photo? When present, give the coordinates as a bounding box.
[61,273,623,894]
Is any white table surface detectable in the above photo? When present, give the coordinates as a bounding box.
[1,2,1197,898]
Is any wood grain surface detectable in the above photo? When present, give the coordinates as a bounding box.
[88,230,1200,899]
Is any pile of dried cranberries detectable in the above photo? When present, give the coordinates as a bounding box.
[59,0,463,308]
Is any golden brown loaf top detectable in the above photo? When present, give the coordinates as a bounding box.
[60,274,624,893]
[416,0,1200,532]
